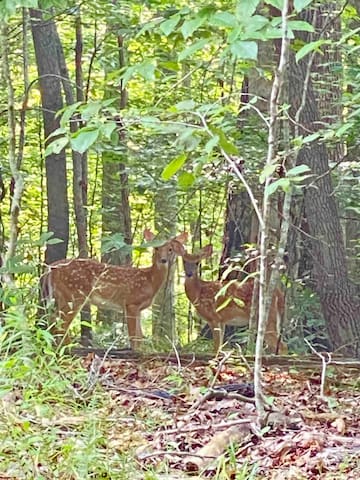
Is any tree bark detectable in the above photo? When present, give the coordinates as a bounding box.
[288,5,360,357]
[98,24,132,339]
[30,9,69,264]
[152,184,177,347]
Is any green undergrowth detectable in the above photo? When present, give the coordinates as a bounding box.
[0,308,141,479]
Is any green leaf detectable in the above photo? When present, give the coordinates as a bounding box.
[265,178,291,197]
[236,0,260,19]
[47,237,65,245]
[121,65,136,87]
[259,164,278,184]
[294,0,313,12]
[230,40,258,60]
[205,135,219,153]
[216,297,232,312]
[161,154,187,180]
[178,39,208,61]
[244,15,269,35]
[174,99,196,111]
[286,165,311,176]
[302,132,321,143]
[265,0,283,9]
[295,40,328,62]
[209,127,238,155]
[335,123,352,137]
[81,101,103,121]
[160,14,181,36]
[45,136,68,156]
[70,128,99,154]
[178,171,195,189]
[101,233,130,254]
[209,11,237,28]
[101,122,117,140]
[59,102,82,127]
[181,16,205,39]
[46,127,67,140]
[137,61,155,82]
[288,20,314,33]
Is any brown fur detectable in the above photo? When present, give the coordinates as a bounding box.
[183,245,287,354]
[41,231,187,349]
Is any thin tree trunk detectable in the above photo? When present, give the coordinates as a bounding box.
[0,22,23,269]
[98,22,132,343]
[152,185,177,347]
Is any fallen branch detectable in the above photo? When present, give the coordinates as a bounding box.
[183,423,254,472]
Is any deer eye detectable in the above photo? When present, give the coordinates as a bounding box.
[169,247,173,253]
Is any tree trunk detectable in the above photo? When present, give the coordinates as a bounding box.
[99,27,132,342]
[288,5,360,357]
[152,184,177,348]
[30,9,69,264]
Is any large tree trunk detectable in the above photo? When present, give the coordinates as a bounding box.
[56,7,91,344]
[30,9,69,264]
[288,5,360,357]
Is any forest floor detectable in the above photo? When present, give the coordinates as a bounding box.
[1,348,359,479]
[81,351,360,479]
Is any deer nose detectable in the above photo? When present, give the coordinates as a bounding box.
[160,258,167,264]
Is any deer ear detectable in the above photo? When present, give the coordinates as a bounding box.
[172,240,186,256]
[143,229,155,241]
[174,231,188,244]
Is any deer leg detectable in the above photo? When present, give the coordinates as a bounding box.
[265,297,287,354]
[126,305,143,350]
[49,300,79,346]
[211,322,225,355]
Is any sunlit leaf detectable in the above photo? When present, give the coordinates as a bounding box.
[178,171,195,189]
[161,154,187,180]
[259,164,278,184]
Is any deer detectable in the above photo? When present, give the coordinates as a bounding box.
[41,229,188,349]
[182,245,287,355]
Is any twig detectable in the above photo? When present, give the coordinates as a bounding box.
[305,339,332,399]
[171,339,182,371]
[209,350,232,389]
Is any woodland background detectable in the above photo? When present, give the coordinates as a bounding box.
[0,1,360,479]
[0,0,360,355]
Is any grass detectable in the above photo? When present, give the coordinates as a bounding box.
[0,308,143,479]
